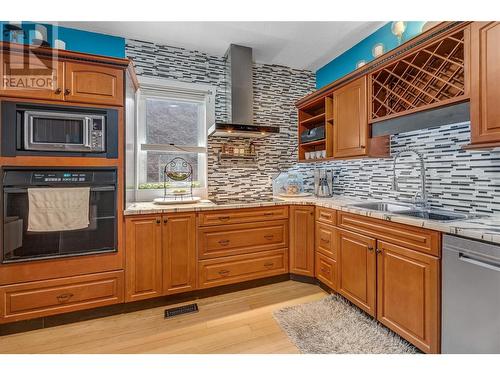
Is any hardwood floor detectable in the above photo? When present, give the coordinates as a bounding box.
[0,281,327,354]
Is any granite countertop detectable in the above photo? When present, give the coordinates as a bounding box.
[124,195,500,245]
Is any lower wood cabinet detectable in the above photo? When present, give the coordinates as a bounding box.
[0,270,124,323]
[315,252,337,291]
[289,206,315,276]
[377,241,440,354]
[198,249,288,289]
[125,213,196,302]
[337,229,377,317]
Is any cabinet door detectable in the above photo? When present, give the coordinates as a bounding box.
[377,241,440,354]
[470,22,500,145]
[0,52,64,100]
[333,76,368,158]
[64,61,124,106]
[162,213,196,294]
[337,228,376,316]
[125,216,163,302]
[289,206,315,276]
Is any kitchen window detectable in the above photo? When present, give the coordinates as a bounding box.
[134,77,215,200]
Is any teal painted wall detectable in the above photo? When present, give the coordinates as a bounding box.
[316,21,426,89]
[0,22,125,58]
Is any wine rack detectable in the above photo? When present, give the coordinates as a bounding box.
[370,29,467,122]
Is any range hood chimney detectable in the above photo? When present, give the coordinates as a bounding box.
[208,44,279,138]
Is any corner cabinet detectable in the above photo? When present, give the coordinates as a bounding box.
[333,77,368,158]
[289,206,315,276]
[469,22,500,147]
[125,213,196,302]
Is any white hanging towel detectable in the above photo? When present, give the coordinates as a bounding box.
[28,187,90,232]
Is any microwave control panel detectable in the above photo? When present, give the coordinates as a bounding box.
[31,172,92,184]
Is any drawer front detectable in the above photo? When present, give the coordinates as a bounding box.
[315,252,337,291]
[198,249,288,289]
[316,222,337,259]
[337,211,441,257]
[198,206,289,226]
[0,271,124,323]
[198,220,288,259]
[316,207,337,226]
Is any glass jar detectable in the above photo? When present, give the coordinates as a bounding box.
[284,173,303,195]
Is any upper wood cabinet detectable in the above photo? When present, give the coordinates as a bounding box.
[64,62,124,106]
[333,77,368,158]
[289,206,315,276]
[0,52,64,100]
[469,22,500,147]
[125,215,163,302]
[162,213,196,295]
[377,241,440,354]
[369,28,468,123]
[0,49,125,106]
[337,228,377,317]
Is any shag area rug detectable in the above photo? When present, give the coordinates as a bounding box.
[273,294,419,354]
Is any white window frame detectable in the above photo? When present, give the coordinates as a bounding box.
[134,76,215,201]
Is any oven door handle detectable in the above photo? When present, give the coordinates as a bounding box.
[3,186,116,193]
[83,117,92,149]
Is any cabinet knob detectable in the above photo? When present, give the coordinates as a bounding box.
[163,218,168,224]
[376,248,382,254]
[368,246,374,252]
[54,88,62,94]
[156,219,161,224]
[64,88,71,95]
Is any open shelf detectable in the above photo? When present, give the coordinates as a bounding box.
[300,139,326,147]
[300,112,325,127]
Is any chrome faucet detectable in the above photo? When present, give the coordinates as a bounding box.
[392,148,428,208]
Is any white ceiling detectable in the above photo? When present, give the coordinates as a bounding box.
[55,22,386,71]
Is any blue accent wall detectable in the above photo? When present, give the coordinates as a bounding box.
[1,22,125,58]
[316,22,426,89]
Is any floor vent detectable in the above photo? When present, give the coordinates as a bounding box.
[164,303,199,319]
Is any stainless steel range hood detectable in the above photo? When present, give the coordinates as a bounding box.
[208,44,279,138]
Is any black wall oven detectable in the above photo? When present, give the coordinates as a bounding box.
[0,101,118,158]
[1,167,118,263]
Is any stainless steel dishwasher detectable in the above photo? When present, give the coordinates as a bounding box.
[442,234,500,353]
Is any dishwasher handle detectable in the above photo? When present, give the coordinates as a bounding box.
[459,252,500,272]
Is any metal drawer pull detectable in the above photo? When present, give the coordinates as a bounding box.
[320,213,331,219]
[264,262,274,268]
[218,216,230,221]
[320,267,329,274]
[264,234,274,240]
[321,238,330,243]
[218,269,230,276]
[218,239,230,246]
[56,293,74,303]
[263,212,274,216]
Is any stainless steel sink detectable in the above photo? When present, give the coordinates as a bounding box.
[392,209,470,221]
[348,201,474,222]
[349,201,415,212]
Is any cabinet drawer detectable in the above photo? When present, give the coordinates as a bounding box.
[0,271,124,323]
[315,252,337,291]
[316,222,337,259]
[316,207,336,226]
[337,211,441,257]
[198,220,288,259]
[198,206,288,226]
[198,249,288,289]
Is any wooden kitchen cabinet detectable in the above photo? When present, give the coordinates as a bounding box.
[162,213,196,295]
[64,62,124,106]
[0,52,64,100]
[377,241,440,354]
[125,213,197,301]
[337,228,377,316]
[125,215,163,302]
[333,77,368,158]
[289,206,315,276]
[469,22,500,147]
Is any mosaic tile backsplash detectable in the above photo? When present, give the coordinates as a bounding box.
[127,39,500,214]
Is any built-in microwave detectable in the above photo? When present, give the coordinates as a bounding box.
[0,102,118,158]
